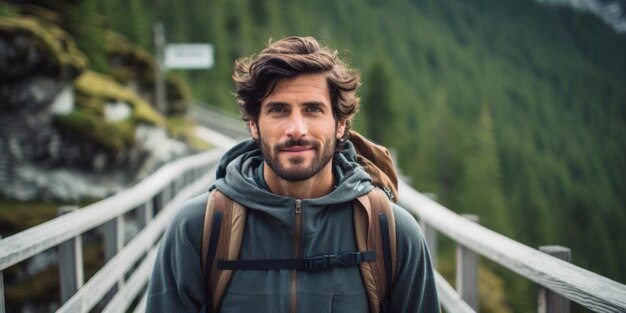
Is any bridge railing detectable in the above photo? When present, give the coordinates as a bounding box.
[2,103,626,313]
[398,180,626,313]
[191,103,626,313]
[0,148,225,313]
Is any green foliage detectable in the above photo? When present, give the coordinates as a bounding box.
[462,105,512,236]
[67,0,109,72]
[360,58,400,145]
[0,16,87,77]
[4,0,626,311]
[0,2,19,17]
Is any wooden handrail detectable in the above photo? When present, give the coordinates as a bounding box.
[0,148,224,271]
[55,165,217,313]
[2,103,625,313]
[397,179,626,312]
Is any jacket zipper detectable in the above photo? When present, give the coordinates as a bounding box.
[290,199,302,313]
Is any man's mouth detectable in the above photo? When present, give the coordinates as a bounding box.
[277,138,318,153]
[281,145,313,152]
[280,145,315,157]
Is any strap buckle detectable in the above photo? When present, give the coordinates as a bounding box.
[305,252,364,272]
[305,255,330,271]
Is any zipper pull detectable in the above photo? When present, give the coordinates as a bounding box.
[295,199,302,213]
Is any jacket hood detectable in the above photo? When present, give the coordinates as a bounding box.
[211,138,374,226]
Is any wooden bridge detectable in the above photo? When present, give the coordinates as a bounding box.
[1,104,625,313]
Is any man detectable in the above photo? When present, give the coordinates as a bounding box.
[146,36,439,312]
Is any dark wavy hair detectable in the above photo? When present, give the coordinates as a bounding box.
[232,36,361,141]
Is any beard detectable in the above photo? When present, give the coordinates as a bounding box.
[259,135,336,182]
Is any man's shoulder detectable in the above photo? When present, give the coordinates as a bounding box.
[166,192,211,238]
[390,202,426,241]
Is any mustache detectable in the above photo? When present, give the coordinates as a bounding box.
[276,138,319,150]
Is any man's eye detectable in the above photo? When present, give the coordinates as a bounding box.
[269,106,285,113]
[307,106,322,113]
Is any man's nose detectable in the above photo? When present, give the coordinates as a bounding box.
[286,112,307,138]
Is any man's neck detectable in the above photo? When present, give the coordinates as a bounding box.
[263,162,335,199]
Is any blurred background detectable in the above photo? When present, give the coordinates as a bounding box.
[0,0,625,312]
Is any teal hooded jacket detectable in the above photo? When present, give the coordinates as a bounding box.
[146,139,440,312]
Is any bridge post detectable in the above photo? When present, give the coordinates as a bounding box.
[456,214,479,311]
[137,201,154,229]
[0,236,4,313]
[538,246,571,313]
[58,206,84,304]
[104,216,124,262]
[420,193,438,267]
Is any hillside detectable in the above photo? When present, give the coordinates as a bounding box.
[2,0,625,312]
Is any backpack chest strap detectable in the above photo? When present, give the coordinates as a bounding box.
[217,251,376,272]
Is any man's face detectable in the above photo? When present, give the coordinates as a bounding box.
[250,74,346,182]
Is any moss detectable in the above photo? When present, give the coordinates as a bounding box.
[105,31,155,85]
[52,70,167,152]
[18,4,63,25]
[166,74,192,101]
[74,71,165,126]
[166,74,192,115]
[0,16,86,77]
[167,115,212,151]
[53,111,134,151]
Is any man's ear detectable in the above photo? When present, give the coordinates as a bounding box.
[249,120,259,139]
[336,119,347,139]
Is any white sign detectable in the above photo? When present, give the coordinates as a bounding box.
[164,44,214,69]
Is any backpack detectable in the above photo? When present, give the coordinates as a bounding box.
[201,131,399,313]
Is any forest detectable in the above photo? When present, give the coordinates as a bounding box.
[1,0,625,312]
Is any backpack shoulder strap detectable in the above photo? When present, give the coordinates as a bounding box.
[354,188,397,313]
[201,189,247,312]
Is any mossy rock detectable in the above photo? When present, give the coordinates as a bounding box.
[105,31,193,116]
[54,70,165,152]
[18,4,63,25]
[0,16,86,79]
[105,31,155,85]
[166,74,192,115]
[54,111,135,151]
[74,71,164,126]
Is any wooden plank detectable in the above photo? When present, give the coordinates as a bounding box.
[0,236,4,313]
[102,247,158,313]
[397,180,626,312]
[104,216,124,262]
[57,206,84,304]
[538,246,571,313]
[136,201,154,230]
[55,168,215,313]
[132,288,148,313]
[0,149,224,271]
[420,221,438,267]
[435,271,476,313]
[420,192,438,268]
[456,215,479,311]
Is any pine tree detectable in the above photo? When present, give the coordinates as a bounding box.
[463,104,513,236]
[361,58,397,145]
